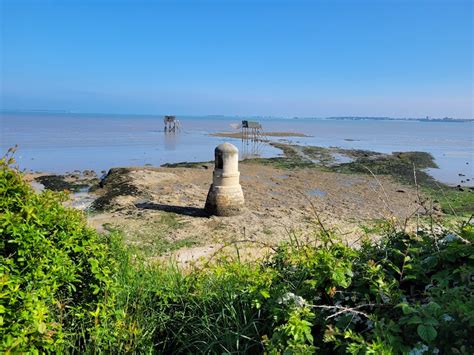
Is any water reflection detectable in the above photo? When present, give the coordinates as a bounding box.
[164,131,179,151]
[239,139,266,160]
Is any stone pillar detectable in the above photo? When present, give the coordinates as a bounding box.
[205,143,245,216]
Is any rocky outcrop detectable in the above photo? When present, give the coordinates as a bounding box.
[91,167,177,211]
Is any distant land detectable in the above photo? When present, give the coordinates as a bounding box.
[320,116,473,123]
[1,109,472,122]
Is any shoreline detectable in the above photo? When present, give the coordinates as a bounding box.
[5,116,471,186]
[25,141,474,264]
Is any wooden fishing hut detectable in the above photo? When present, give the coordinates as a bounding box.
[241,120,263,142]
[164,115,181,133]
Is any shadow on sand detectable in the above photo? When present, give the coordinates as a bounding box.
[135,202,209,217]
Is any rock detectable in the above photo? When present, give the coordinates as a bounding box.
[91,167,178,212]
[35,175,86,192]
[83,169,97,177]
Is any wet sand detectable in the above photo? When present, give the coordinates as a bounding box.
[79,163,423,264]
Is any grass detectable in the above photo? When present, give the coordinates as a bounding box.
[80,216,474,353]
[103,211,198,257]
[424,186,474,216]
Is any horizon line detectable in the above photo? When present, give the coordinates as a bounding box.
[1,108,472,121]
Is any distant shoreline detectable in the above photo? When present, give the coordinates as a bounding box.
[319,116,473,123]
[1,110,472,122]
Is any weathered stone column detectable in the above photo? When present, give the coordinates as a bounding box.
[205,143,245,216]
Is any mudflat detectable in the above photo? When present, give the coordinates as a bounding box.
[83,162,422,263]
[27,142,473,265]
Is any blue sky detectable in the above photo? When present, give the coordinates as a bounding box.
[1,0,472,118]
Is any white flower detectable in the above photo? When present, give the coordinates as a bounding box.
[440,234,460,244]
[277,292,307,308]
[408,343,429,355]
[442,314,454,322]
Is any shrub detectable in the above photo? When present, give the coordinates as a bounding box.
[0,150,120,352]
[118,221,473,353]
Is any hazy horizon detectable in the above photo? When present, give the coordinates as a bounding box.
[1,0,472,118]
[1,109,472,121]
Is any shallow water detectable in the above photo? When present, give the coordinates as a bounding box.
[1,112,472,186]
[307,188,327,198]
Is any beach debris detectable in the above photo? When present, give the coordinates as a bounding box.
[205,143,245,216]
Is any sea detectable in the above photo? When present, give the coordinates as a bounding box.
[1,112,473,187]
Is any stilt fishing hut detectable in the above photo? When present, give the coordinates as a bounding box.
[164,115,181,133]
[241,120,263,142]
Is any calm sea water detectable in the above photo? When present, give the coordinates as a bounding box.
[1,112,473,186]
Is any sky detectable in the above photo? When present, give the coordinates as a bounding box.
[0,0,472,118]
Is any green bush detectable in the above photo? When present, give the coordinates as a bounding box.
[116,221,473,354]
[1,149,473,353]
[0,150,121,352]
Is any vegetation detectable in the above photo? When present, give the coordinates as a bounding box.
[244,156,315,170]
[331,150,473,216]
[333,151,437,186]
[35,174,98,192]
[103,212,197,257]
[90,168,146,211]
[160,161,211,169]
[249,143,474,216]
[0,149,121,352]
[1,150,473,353]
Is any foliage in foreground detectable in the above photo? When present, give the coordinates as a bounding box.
[0,150,123,352]
[1,152,473,353]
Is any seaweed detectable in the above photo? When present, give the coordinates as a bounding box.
[161,161,211,169]
[91,168,146,211]
[35,175,94,192]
